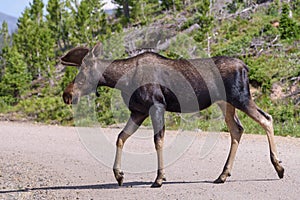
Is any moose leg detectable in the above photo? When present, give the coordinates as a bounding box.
[113,112,148,186]
[241,100,284,179]
[150,104,166,188]
[214,102,244,183]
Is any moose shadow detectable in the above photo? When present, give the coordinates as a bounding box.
[0,178,278,194]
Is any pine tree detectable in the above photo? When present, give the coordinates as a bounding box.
[14,2,56,82]
[14,7,39,78]
[68,0,107,45]
[0,21,10,50]
[0,21,10,81]
[46,0,63,51]
[113,0,160,25]
[13,8,33,74]
[192,0,213,42]
[113,0,131,24]
[46,0,74,52]
[0,46,31,105]
[279,3,299,40]
[131,0,160,24]
[89,0,108,42]
[226,0,244,13]
[160,0,183,11]
[30,0,44,23]
[291,0,300,15]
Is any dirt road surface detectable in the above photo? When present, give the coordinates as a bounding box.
[0,121,299,199]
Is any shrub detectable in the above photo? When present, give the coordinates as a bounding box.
[279,3,300,40]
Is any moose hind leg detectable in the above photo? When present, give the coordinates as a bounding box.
[215,102,244,183]
[150,104,166,188]
[113,112,148,186]
[242,100,284,179]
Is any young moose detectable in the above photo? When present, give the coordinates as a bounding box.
[60,43,284,188]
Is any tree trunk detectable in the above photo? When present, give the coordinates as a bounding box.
[123,0,130,20]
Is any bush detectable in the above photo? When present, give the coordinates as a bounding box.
[16,96,73,125]
[239,96,300,137]
[279,3,300,40]
[266,0,280,16]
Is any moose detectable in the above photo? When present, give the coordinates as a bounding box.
[60,43,284,187]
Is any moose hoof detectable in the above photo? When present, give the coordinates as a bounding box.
[272,159,284,179]
[214,175,226,184]
[113,169,124,186]
[151,181,163,188]
[117,176,124,186]
[151,172,166,188]
[276,166,284,179]
[213,178,225,184]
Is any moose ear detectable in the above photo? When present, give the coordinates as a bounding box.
[60,47,89,66]
[91,42,103,57]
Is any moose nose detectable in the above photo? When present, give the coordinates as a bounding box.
[63,92,73,105]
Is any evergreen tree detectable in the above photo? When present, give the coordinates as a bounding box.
[113,0,131,24]
[279,3,299,40]
[46,0,63,51]
[0,46,31,105]
[36,23,56,85]
[89,0,109,41]
[192,0,213,42]
[46,0,74,52]
[131,0,160,24]
[226,0,244,13]
[0,21,10,81]
[0,21,10,50]
[13,8,33,74]
[160,0,183,11]
[69,0,107,45]
[113,0,160,25]
[29,0,44,23]
[14,2,56,82]
[291,0,300,15]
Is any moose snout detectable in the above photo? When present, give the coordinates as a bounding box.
[63,82,80,104]
[63,91,73,104]
[63,91,80,104]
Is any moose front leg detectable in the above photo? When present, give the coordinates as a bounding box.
[113,112,148,186]
[150,104,166,188]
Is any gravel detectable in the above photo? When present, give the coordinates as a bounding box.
[0,121,299,199]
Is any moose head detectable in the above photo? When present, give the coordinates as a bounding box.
[60,43,106,104]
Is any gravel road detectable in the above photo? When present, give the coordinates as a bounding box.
[0,121,299,199]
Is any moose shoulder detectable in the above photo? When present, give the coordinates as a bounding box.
[60,43,284,188]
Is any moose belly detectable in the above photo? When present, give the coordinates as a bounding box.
[162,87,213,113]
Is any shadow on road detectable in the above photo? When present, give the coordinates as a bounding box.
[0,178,279,193]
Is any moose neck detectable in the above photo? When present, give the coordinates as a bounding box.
[100,58,136,90]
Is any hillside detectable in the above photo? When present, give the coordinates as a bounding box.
[0,12,17,34]
[0,0,299,137]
